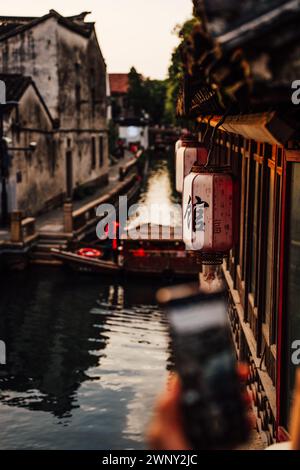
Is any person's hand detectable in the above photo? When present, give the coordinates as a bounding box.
[147,373,191,450]
[147,364,253,450]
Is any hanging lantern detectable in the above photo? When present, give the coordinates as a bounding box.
[176,137,208,193]
[182,164,233,265]
[175,131,192,153]
[175,138,183,153]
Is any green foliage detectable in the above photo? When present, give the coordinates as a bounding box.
[127,67,147,118]
[127,67,168,125]
[127,16,198,127]
[143,79,168,125]
[165,18,198,124]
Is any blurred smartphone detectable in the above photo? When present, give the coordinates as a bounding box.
[157,283,250,450]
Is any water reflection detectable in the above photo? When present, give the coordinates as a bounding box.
[129,158,182,228]
[0,156,176,449]
[0,269,172,449]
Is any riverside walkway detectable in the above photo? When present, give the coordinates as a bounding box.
[0,151,142,261]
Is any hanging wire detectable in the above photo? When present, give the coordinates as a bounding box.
[205,107,232,168]
[202,115,213,144]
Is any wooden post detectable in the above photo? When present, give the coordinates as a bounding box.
[10,211,23,243]
[64,201,73,234]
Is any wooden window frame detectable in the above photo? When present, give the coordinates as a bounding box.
[277,149,300,429]
[229,135,243,289]
[255,143,269,356]
[99,135,104,168]
[91,136,96,170]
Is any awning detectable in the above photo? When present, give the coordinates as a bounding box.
[199,112,295,145]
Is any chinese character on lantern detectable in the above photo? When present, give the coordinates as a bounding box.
[183,166,233,258]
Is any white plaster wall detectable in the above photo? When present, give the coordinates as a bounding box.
[0,18,60,118]
[6,85,65,215]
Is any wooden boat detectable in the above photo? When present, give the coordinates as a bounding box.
[120,224,199,280]
[51,224,200,280]
[51,248,121,274]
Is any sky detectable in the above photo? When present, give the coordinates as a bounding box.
[1,0,193,79]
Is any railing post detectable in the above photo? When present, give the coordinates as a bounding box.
[10,211,23,243]
[64,201,73,234]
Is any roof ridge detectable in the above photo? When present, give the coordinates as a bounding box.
[0,73,53,123]
[0,10,93,42]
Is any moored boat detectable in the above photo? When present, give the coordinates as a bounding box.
[119,224,199,280]
[51,248,121,274]
[51,224,199,280]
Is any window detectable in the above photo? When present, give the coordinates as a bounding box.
[285,163,300,422]
[51,140,56,177]
[250,161,261,298]
[75,63,81,112]
[91,137,96,170]
[16,171,22,183]
[264,167,275,328]
[99,136,104,168]
[271,165,282,344]
[239,148,249,278]
[90,68,96,118]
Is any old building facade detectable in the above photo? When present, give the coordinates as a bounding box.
[177,0,300,444]
[0,10,109,217]
[0,74,58,216]
[109,73,149,149]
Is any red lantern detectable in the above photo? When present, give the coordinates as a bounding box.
[176,138,208,193]
[182,165,233,264]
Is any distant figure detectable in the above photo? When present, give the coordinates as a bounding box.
[130,143,138,155]
[115,139,125,159]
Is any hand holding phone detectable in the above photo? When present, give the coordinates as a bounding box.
[157,283,250,450]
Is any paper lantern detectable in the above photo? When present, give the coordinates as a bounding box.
[182,165,233,264]
[176,139,208,193]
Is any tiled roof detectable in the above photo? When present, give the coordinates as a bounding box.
[0,73,32,101]
[0,10,93,42]
[109,74,129,95]
[0,73,53,122]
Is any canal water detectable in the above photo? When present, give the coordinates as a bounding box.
[0,157,178,450]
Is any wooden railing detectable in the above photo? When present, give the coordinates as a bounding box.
[68,172,138,238]
[119,155,140,181]
[10,212,37,244]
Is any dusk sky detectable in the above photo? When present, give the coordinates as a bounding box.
[1,0,193,79]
